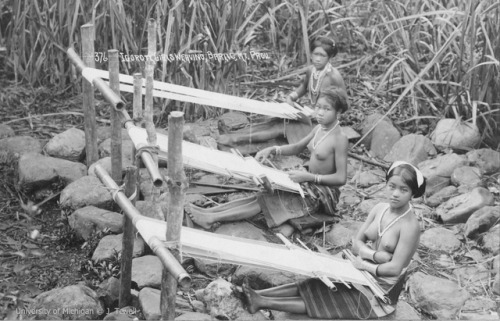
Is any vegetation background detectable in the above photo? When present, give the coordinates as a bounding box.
[1,0,499,147]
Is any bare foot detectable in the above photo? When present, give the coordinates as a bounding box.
[242,280,263,314]
[216,134,235,146]
[187,207,216,230]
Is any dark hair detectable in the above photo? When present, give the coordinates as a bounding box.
[310,37,338,58]
[386,163,426,198]
[319,87,349,113]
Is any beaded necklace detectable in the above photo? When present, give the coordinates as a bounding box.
[377,205,412,238]
[312,120,339,150]
[309,63,332,103]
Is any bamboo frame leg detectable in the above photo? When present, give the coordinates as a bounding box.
[119,167,137,308]
[81,24,98,166]
[161,111,187,320]
[109,49,122,183]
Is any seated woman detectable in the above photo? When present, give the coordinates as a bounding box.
[217,36,346,146]
[239,161,426,319]
[188,87,349,229]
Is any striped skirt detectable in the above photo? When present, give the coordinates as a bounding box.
[296,278,389,319]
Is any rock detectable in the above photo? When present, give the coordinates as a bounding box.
[383,301,421,320]
[0,136,42,157]
[218,111,249,130]
[338,188,361,207]
[272,223,295,238]
[201,278,265,320]
[436,187,494,224]
[132,256,162,289]
[466,148,500,175]
[341,126,361,140]
[68,206,123,240]
[28,284,104,320]
[198,136,218,149]
[0,124,15,138]
[453,264,490,291]
[369,121,401,159]
[88,157,135,178]
[138,287,206,320]
[185,121,213,137]
[408,272,469,319]
[92,233,145,262]
[97,127,131,143]
[353,199,381,219]
[182,125,200,144]
[431,118,480,151]
[340,219,364,235]
[18,153,87,192]
[492,274,500,295]
[136,200,164,221]
[418,153,467,196]
[97,277,121,311]
[363,183,390,200]
[460,311,500,320]
[481,224,500,255]
[351,169,385,187]
[44,127,86,161]
[464,206,500,239]
[451,166,482,187]
[176,312,212,321]
[214,222,267,241]
[325,223,355,248]
[60,176,115,211]
[103,306,140,320]
[346,158,362,179]
[493,255,500,275]
[420,227,461,252]
[233,265,305,289]
[425,185,458,207]
[384,134,437,165]
[98,138,135,167]
[462,296,497,313]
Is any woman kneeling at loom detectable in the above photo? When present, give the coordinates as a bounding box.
[187,87,349,229]
[239,161,426,319]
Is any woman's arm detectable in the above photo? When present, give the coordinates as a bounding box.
[287,68,311,105]
[255,126,316,162]
[318,134,348,186]
[352,203,384,256]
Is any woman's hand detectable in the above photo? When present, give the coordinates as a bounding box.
[351,256,365,270]
[255,147,274,163]
[288,170,312,183]
[286,95,295,106]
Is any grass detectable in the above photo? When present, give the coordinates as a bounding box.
[1,0,499,147]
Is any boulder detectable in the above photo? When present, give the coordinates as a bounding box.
[453,264,491,291]
[198,136,218,149]
[132,256,163,289]
[466,148,500,175]
[436,187,494,224]
[325,223,355,248]
[338,188,362,207]
[451,166,482,187]
[201,278,266,320]
[232,265,305,289]
[425,185,458,207]
[60,176,115,211]
[68,206,123,240]
[431,118,480,151]
[138,168,169,200]
[18,153,87,192]
[0,124,15,139]
[97,277,121,311]
[214,222,267,241]
[185,121,213,137]
[182,125,200,144]
[383,301,421,320]
[464,206,500,239]
[384,134,437,165]
[0,136,42,157]
[97,127,131,143]
[44,127,86,161]
[353,199,381,219]
[136,200,164,221]
[27,284,104,320]
[493,274,500,295]
[218,111,249,130]
[351,169,385,188]
[420,227,461,252]
[408,272,469,319]
[88,157,135,178]
[359,113,402,159]
[418,153,467,196]
[481,225,500,255]
[103,306,140,320]
[92,233,145,262]
[462,296,498,313]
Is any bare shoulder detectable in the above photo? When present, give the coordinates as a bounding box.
[332,128,348,146]
[401,210,420,236]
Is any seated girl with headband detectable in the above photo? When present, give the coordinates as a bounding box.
[239,161,426,319]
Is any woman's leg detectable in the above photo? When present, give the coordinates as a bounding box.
[188,199,261,229]
[217,122,285,145]
[243,282,306,314]
[189,195,257,213]
[255,283,300,297]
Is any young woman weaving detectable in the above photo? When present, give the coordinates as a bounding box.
[239,161,426,319]
[188,87,349,229]
[217,37,345,146]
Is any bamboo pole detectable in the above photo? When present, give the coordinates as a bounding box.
[81,24,98,166]
[133,73,143,124]
[66,47,163,188]
[145,19,157,148]
[119,167,137,308]
[94,164,190,287]
[109,49,122,183]
[67,47,124,110]
[161,111,187,320]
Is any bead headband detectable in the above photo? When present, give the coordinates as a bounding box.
[388,161,424,188]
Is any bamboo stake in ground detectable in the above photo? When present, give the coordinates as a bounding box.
[81,24,98,166]
[133,73,143,124]
[109,49,122,183]
[144,19,157,148]
[161,111,187,320]
[119,166,137,308]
